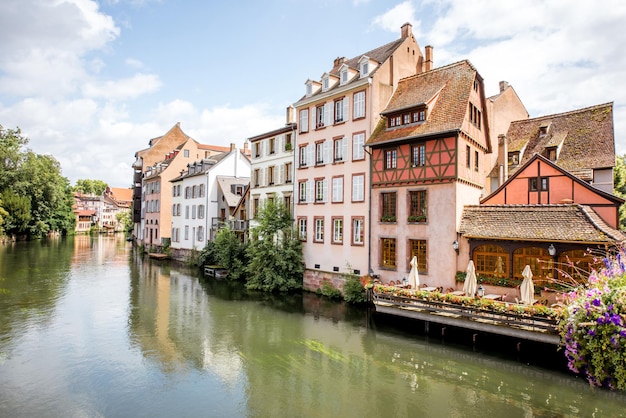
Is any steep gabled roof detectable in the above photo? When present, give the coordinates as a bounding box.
[216,176,249,208]
[459,204,626,243]
[329,38,405,77]
[295,37,408,103]
[507,103,614,175]
[367,60,481,147]
[482,153,624,205]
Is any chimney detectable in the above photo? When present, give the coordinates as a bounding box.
[425,45,433,71]
[333,56,346,67]
[243,141,249,152]
[286,105,295,124]
[498,134,508,184]
[499,81,510,93]
[230,143,236,152]
[401,22,412,39]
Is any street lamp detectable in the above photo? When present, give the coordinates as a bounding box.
[452,240,459,254]
[548,244,556,256]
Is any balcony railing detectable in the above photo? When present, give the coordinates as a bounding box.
[230,219,248,231]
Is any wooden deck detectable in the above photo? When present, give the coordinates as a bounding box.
[148,253,169,260]
[372,291,560,345]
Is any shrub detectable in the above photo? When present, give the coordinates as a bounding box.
[319,280,342,299]
[342,268,367,304]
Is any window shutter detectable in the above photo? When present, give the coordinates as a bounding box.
[278,164,284,184]
[323,140,332,164]
[342,138,348,161]
[322,179,328,202]
[307,143,314,167]
[307,180,314,203]
[324,103,332,126]
[343,97,349,122]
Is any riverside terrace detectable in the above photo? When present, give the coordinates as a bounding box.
[369,285,562,345]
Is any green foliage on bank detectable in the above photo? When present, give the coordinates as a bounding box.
[0,125,75,239]
[246,200,303,292]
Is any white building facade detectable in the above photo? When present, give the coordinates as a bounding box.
[171,144,251,252]
[248,109,297,222]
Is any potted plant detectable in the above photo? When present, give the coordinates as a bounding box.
[381,215,396,222]
[408,215,426,222]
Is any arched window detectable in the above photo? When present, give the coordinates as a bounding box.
[513,247,552,279]
[474,244,508,278]
[557,249,601,285]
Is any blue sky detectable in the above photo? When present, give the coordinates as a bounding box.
[1,0,625,187]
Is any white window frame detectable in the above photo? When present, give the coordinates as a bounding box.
[314,218,324,242]
[333,218,343,244]
[298,218,307,241]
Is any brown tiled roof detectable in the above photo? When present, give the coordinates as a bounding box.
[329,39,404,77]
[296,38,406,103]
[109,187,133,203]
[198,143,231,153]
[459,204,626,243]
[507,103,614,174]
[367,60,479,146]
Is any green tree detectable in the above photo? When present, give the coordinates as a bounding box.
[246,200,303,292]
[74,179,108,195]
[214,225,248,281]
[116,209,133,235]
[0,196,8,237]
[614,154,626,230]
[1,190,31,236]
[0,125,28,192]
[0,126,75,238]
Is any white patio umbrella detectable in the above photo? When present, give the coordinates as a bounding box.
[520,265,535,305]
[407,256,419,289]
[463,260,478,297]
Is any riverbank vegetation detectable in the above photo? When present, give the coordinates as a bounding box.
[199,200,303,292]
[0,125,75,239]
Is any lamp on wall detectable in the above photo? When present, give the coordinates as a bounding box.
[548,244,556,256]
[452,240,459,254]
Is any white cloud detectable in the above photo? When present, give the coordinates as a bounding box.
[82,73,162,100]
[411,0,626,152]
[371,1,417,32]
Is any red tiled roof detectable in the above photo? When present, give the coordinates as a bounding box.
[109,187,132,202]
[459,204,626,243]
[507,103,614,174]
[367,60,480,147]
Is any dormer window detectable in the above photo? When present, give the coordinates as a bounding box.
[546,146,557,161]
[306,80,313,97]
[508,152,520,166]
[340,69,348,84]
[359,56,370,78]
[539,125,548,137]
[322,75,329,91]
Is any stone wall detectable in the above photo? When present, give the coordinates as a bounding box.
[303,269,346,294]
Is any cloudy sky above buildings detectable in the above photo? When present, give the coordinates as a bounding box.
[1,0,625,187]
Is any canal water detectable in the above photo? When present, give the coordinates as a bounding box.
[1,235,625,417]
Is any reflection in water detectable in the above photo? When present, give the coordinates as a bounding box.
[1,236,626,417]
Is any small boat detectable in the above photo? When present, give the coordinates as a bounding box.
[204,265,228,279]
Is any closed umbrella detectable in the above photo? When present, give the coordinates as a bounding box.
[463,260,477,297]
[407,256,419,289]
[520,265,535,305]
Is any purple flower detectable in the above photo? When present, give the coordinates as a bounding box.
[611,314,622,326]
[620,329,626,338]
[592,298,602,307]
[588,329,596,336]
